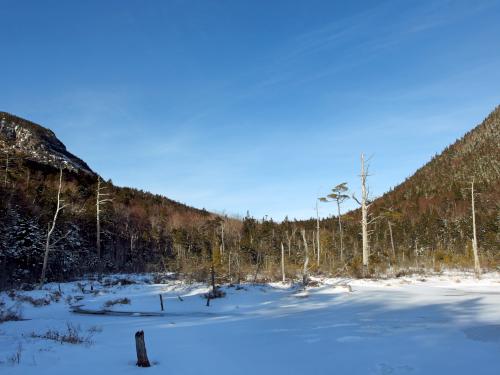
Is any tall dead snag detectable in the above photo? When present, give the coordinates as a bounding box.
[220,218,225,260]
[39,167,67,288]
[471,179,481,278]
[315,200,321,268]
[96,176,113,262]
[353,154,371,271]
[280,242,285,283]
[135,331,151,367]
[301,229,309,286]
[381,208,401,262]
[360,153,369,269]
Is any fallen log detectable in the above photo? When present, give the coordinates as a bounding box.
[70,306,221,317]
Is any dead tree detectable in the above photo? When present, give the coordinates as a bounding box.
[315,200,321,268]
[301,229,309,286]
[353,154,371,270]
[135,331,151,367]
[285,230,292,257]
[382,208,401,261]
[360,154,369,268]
[281,242,285,283]
[96,176,113,261]
[220,218,225,259]
[471,179,481,277]
[39,168,67,288]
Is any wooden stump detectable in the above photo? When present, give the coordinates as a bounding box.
[135,330,151,367]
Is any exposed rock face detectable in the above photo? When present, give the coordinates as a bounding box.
[0,112,94,175]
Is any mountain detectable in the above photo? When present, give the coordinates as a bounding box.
[1,107,498,288]
[0,112,215,288]
[374,105,500,215]
[0,112,94,175]
[325,105,500,273]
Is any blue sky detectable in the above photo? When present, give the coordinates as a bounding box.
[1,0,500,220]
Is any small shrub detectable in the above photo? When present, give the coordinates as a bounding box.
[30,322,94,345]
[0,305,23,323]
[203,287,226,300]
[103,297,131,308]
[49,291,62,303]
[15,295,50,307]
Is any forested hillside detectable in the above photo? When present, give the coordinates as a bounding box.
[0,112,216,288]
[301,105,500,275]
[1,107,498,288]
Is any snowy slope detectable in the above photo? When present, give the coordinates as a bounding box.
[1,273,499,375]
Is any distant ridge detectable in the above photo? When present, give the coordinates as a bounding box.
[0,111,94,174]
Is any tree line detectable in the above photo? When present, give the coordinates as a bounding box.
[1,107,499,288]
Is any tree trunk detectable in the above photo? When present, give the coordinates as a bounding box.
[135,331,151,367]
[471,180,481,277]
[337,200,343,263]
[39,168,65,288]
[281,242,285,283]
[301,229,309,286]
[211,263,216,295]
[316,201,320,268]
[360,153,369,269]
[96,177,101,260]
[388,220,395,258]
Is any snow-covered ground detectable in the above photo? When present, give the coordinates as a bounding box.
[1,272,499,375]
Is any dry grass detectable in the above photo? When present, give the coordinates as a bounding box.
[29,322,94,345]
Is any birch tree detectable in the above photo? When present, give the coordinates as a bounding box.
[471,179,481,277]
[220,218,225,261]
[39,167,67,288]
[320,182,349,263]
[381,208,401,260]
[96,176,113,261]
[301,229,309,286]
[315,199,321,267]
[280,241,285,283]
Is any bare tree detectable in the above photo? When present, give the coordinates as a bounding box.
[39,168,67,288]
[220,217,225,261]
[381,208,401,260]
[320,182,349,263]
[96,176,113,261]
[301,229,309,285]
[352,154,371,269]
[315,199,321,267]
[471,179,481,277]
[280,242,285,283]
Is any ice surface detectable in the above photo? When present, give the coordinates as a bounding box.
[1,272,499,375]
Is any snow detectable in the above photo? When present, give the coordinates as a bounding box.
[1,272,499,375]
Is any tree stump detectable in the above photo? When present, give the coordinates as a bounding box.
[135,331,151,367]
